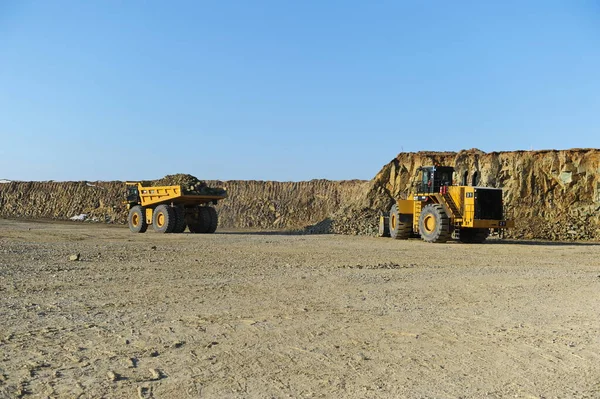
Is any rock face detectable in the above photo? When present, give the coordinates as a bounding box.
[361,148,600,240]
[210,179,370,231]
[0,148,599,240]
[0,181,125,223]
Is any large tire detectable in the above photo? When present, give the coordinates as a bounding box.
[389,204,412,239]
[152,204,176,233]
[186,206,210,233]
[418,204,450,243]
[185,207,201,234]
[128,205,147,233]
[459,228,489,243]
[197,207,212,233]
[378,213,390,237]
[172,206,187,233]
[205,207,218,234]
[187,221,202,233]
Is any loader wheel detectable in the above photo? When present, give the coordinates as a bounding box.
[153,204,176,233]
[378,213,390,237]
[128,205,147,233]
[418,204,450,243]
[205,207,218,234]
[172,206,187,233]
[389,204,412,239]
[459,228,489,243]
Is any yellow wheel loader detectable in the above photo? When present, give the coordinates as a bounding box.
[125,182,227,234]
[379,166,513,243]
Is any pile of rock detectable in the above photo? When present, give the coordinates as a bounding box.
[152,174,226,196]
[303,207,380,236]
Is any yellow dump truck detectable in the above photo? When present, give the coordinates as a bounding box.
[125,182,227,233]
[379,165,513,243]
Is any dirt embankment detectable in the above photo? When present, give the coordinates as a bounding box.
[0,179,370,232]
[1,148,599,239]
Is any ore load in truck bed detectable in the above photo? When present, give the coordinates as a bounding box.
[149,174,227,197]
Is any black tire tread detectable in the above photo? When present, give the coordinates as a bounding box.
[389,204,412,240]
[153,204,176,233]
[418,203,450,243]
[128,205,148,233]
[205,207,218,234]
[173,206,187,233]
[378,214,390,237]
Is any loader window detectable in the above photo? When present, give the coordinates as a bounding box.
[417,166,455,193]
[462,171,468,186]
[440,171,451,186]
[420,169,432,193]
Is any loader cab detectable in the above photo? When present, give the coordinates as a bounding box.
[415,166,454,194]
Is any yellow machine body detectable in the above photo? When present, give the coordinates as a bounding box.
[126,182,226,208]
[404,185,514,231]
[124,182,227,234]
[385,165,513,243]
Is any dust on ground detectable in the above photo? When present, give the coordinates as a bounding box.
[1,219,599,398]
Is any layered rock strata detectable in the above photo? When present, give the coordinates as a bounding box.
[360,148,600,240]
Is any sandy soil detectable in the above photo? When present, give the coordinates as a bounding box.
[1,218,599,399]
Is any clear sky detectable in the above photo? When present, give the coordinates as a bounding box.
[1,1,599,182]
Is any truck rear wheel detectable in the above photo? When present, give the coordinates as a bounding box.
[418,204,450,243]
[172,206,187,233]
[186,206,207,233]
[187,220,202,233]
[205,207,218,233]
[186,206,218,233]
[128,205,147,233]
[389,204,412,239]
[153,204,176,233]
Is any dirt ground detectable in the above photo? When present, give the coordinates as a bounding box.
[1,219,599,399]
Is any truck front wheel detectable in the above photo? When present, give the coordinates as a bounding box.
[128,206,147,233]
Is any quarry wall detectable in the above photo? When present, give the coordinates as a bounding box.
[0,179,370,232]
[363,148,600,240]
[1,148,598,240]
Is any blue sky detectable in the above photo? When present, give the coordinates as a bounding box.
[1,1,598,181]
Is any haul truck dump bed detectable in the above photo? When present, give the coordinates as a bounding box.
[125,181,227,234]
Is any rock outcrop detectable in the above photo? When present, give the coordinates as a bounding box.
[1,148,599,240]
[360,148,600,240]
